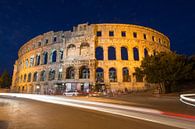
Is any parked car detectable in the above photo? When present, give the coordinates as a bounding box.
[63,90,79,96]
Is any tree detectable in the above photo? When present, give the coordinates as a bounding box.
[134,52,194,93]
[0,70,12,88]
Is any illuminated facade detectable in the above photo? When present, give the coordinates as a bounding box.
[11,23,170,94]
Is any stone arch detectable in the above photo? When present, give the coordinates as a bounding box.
[50,50,57,63]
[35,54,41,66]
[48,69,55,81]
[66,67,75,79]
[80,42,90,56]
[109,67,117,82]
[96,67,104,82]
[95,46,104,60]
[122,67,131,82]
[121,46,128,60]
[79,66,90,79]
[20,75,23,83]
[24,74,27,82]
[144,48,148,57]
[108,46,116,60]
[40,70,46,81]
[27,73,32,82]
[33,72,38,82]
[67,44,76,56]
[59,49,64,60]
[133,47,139,61]
[42,52,48,64]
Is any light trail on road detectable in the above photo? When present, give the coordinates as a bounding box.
[180,94,195,107]
[0,93,195,129]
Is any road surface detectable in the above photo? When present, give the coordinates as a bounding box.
[0,94,194,129]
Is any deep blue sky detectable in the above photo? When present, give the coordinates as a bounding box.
[0,0,195,75]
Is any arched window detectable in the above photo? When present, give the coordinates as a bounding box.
[67,44,76,56]
[24,74,27,82]
[79,66,90,79]
[144,48,148,57]
[22,86,25,92]
[33,72,38,82]
[48,70,55,81]
[35,55,40,65]
[51,50,57,63]
[121,47,128,60]
[109,68,117,82]
[96,67,104,82]
[27,73,32,82]
[95,47,104,60]
[30,57,34,67]
[59,49,64,61]
[108,46,116,60]
[40,70,46,81]
[43,52,48,64]
[133,47,139,61]
[25,59,28,68]
[122,67,131,82]
[66,67,75,79]
[80,43,90,56]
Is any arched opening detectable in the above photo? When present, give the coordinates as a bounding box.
[66,67,75,79]
[109,68,117,82]
[35,55,40,65]
[59,49,64,61]
[108,46,116,60]
[24,74,27,82]
[96,67,104,82]
[79,66,90,79]
[27,73,31,82]
[48,69,55,81]
[122,67,131,82]
[144,48,148,57]
[133,47,139,61]
[51,50,57,63]
[121,47,128,60]
[25,59,28,68]
[95,47,104,60]
[40,70,46,81]
[67,44,76,56]
[43,52,48,64]
[22,86,25,92]
[33,72,38,82]
[30,57,34,67]
[80,42,90,56]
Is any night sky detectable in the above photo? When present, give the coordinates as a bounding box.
[0,0,195,75]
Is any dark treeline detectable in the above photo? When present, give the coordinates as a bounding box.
[0,70,12,88]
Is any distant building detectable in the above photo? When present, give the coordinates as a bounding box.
[11,23,170,94]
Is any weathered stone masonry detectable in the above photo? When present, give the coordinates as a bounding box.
[11,23,170,94]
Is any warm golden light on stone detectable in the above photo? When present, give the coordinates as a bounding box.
[11,23,170,94]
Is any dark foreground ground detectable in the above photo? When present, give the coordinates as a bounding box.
[0,97,181,129]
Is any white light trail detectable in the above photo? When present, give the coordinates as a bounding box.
[0,93,195,129]
[180,94,195,107]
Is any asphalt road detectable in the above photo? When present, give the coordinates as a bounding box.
[0,96,182,129]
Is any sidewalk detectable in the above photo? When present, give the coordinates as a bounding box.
[64,93,195,116]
